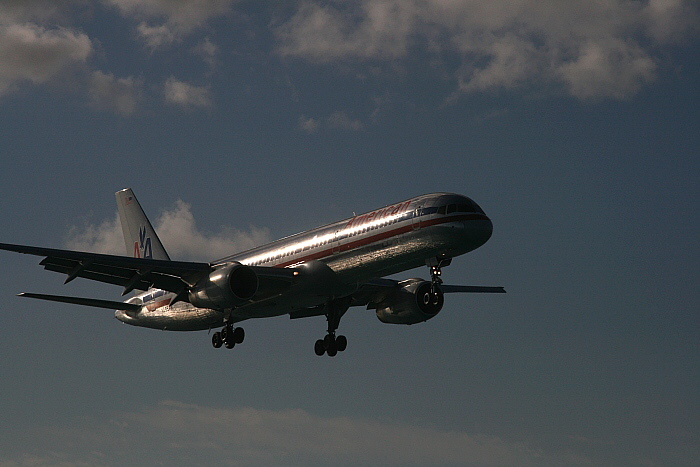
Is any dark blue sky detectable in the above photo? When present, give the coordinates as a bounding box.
[0,1,698,465]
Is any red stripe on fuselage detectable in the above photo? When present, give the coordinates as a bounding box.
[267,213,488,268]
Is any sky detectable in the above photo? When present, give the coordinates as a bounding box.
[0,0,698,465]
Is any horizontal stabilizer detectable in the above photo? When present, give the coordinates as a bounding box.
[18,293,141,311]
[440,285,506,293]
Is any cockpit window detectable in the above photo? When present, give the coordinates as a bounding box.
[435,199,485,215]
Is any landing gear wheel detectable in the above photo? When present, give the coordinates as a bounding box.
[314,339,326,356]
[336,335,347,352]
[212,332,223,348]
[323,333,339,356]
[314,298,352,357]
[326,344,338,357]
[233,327,245,344]
[213,324,243,350]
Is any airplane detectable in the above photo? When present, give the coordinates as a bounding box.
[0,189,505,356]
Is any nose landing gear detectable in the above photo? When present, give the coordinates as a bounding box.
[427,256,451,293]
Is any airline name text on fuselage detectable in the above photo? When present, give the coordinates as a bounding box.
[344,201,413,230]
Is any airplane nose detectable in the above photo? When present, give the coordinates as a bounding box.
[467,217,493,247]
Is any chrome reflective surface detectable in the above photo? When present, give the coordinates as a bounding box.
[119,192,494,330]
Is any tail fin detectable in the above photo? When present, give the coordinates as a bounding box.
[115,188,170,260]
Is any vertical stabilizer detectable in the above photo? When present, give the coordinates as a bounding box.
[115,188,170,260]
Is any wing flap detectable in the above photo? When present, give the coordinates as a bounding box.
[0,242,212,294]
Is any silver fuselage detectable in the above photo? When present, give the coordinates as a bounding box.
[115,193,493,330]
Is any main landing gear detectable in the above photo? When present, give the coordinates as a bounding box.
[314,299,350,357]
[212,324,244,349]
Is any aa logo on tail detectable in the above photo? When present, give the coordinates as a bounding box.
[133,226,153,259]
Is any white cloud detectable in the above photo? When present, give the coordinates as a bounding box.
[0,22,92,96]
[89,70,143,115]
[275,0,699,100]
[136,21,178,49]
[276,1,418,62]
[327,110,364,131]
[65,212,125,257]
[299,112,364,133]
[192,37,219,69]
[105,0,235,49]
[0,0,65,25]
[64,200,271,261]
[556,39,657,100]
[0,401,578,466]
[153,199,270,261]
[163,76,212,108]
[299,114,321,133]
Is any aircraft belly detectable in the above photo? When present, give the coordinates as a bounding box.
[118,303,224,331]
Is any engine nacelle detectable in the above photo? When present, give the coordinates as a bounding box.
[188,262,258,309]
[375,279,444,325]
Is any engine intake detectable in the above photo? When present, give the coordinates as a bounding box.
[188,263,258,309]
[375,280,444,325]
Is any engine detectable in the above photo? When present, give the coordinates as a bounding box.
[188,262,258,309]
[374,279,444,325]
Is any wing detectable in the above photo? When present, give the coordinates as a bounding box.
[440,285,506,293]
[0,242,212,296]
[351,278,506,307]
[290,278,506,319]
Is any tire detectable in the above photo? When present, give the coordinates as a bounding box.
[314,339,325,356]
[336,335,347,352]
[212,332,223,348]
[323,334,335,350]
[233,327,245,344]
[326,342,338,357]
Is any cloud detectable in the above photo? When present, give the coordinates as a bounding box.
[275,0,700,100]
[327,110,364,131]
[299,112,364,133]
[0,22,92,97]
[299,115,321,133]
[192,37,219,70]
[105,0,235,49]
[136,21,178,49]
[0,401,573,466]
[64,200,271,261]
[163,76,212,108]
[556,39,657,100]
[0,0,65,25]
[89,70,143,115]
[152,199,270,261]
